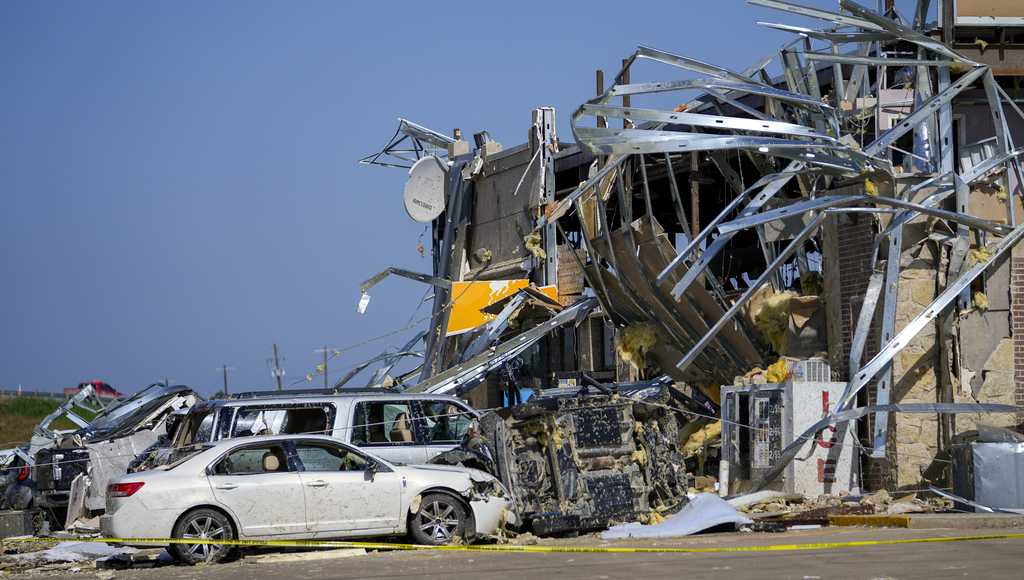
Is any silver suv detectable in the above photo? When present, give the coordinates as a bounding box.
[161,389,480,465]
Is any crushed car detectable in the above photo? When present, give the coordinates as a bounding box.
[0,382,199,530]
[102,434,515,564]
[432,380,693,535]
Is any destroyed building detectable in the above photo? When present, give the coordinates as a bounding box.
[358,0,1024,500]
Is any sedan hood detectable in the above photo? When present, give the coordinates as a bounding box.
[401,463,495,482]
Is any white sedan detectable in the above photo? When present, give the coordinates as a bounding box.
[100,435,514,564]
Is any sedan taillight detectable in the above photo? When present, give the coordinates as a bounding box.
[108,482,145,497]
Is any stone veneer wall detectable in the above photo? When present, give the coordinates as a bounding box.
[889,241,1020,489]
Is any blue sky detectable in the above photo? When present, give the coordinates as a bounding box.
[0,1,923,395]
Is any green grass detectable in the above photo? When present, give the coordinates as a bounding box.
[0,397,97,447]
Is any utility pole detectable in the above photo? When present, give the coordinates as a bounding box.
[218,365,235,397]
[271,343,284,391]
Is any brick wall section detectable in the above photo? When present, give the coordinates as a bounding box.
[833,214,888,491]
[835,214,881,381]
[1013,257,1024,406]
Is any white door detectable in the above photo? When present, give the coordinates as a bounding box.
[207,443,307,537]
[292,441,402,534]
[348,401,424,464]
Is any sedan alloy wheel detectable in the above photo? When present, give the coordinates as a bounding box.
[170,508,236,564]
[410,493,467,545]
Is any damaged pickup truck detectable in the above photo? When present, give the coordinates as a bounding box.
[1,383,199,530]
[432,381,692,535]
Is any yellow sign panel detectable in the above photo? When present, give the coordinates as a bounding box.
[446,280,558,336]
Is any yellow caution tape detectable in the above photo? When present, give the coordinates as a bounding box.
[6,532,1024,554]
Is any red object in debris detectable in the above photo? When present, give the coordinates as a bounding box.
[17,465,29,482]
[815,390,838,449]
[63,381,124,401]
[108,482,145,497]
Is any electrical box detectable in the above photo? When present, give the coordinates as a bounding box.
[952,442,1024,511]
[720,366,859,497]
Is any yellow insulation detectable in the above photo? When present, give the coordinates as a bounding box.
[682,420,722,458]
[617,323,658,370]
[631,448,648,466]
[751,290,797,354]
[864,178,878,196]
[523,232,546,260]
[766,358,789,383]
[974,291,989,311]
[967,247,992,267]
[949,61,973,75]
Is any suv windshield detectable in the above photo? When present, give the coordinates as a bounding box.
[173,408,216,447]
[84,384,191,440]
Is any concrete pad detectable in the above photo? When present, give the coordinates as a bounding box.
[247,548,367,564]
[830,513,1024,529]
[905,513,1024,530]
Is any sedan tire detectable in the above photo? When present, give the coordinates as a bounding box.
[409,493,468,545]
[170,508,236,564]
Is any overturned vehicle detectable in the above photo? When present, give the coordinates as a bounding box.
[1,383,198,529]
[433,382,694,535]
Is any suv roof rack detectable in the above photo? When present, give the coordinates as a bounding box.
[226,387,398,400]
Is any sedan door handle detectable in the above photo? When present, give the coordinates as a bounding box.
[214,483,238,490]
[305,480,327,488]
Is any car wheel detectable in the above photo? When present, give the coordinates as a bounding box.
[170,508,236,564]
[409,493,468,545]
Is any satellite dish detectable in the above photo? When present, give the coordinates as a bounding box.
[403,156,447,222]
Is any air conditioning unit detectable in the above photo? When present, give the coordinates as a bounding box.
[719,360,859,497]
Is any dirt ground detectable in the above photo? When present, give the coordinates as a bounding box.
[4,526,1023,580]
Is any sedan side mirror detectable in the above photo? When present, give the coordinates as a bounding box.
[363,461,377,482]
